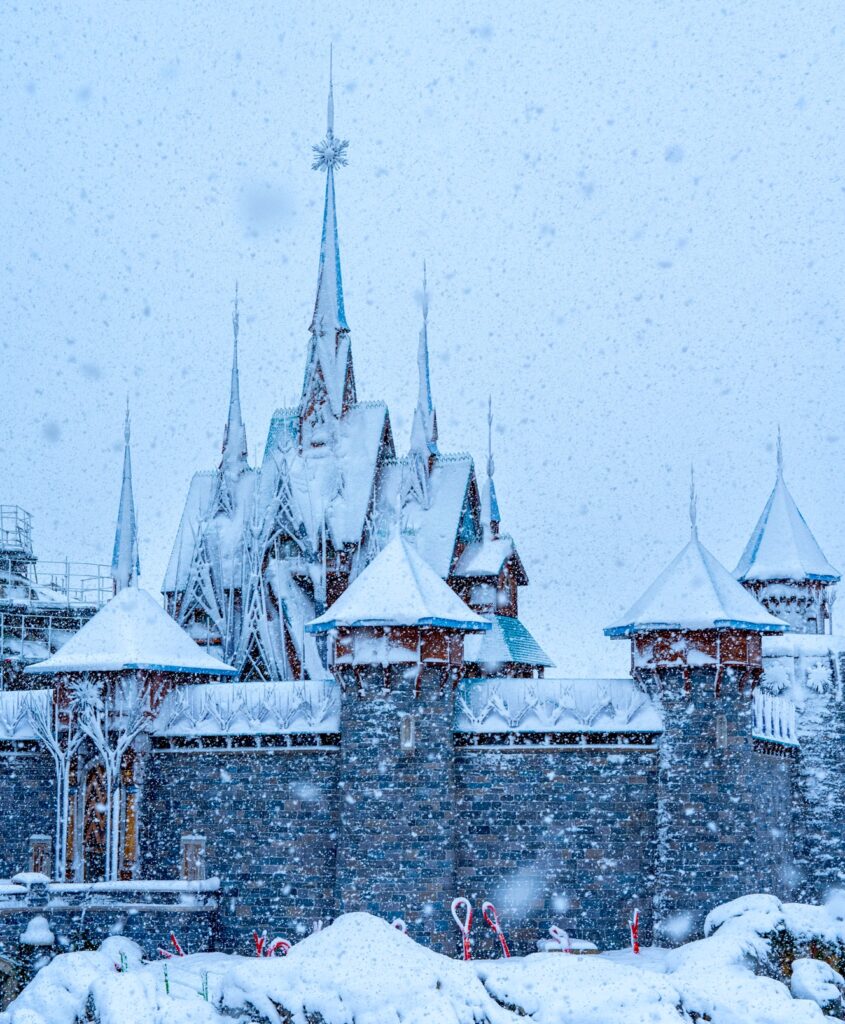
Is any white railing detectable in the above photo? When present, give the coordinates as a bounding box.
[752,691,798,746]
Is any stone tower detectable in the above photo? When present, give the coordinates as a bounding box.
[307,534,488,952]
[605,492,791,941]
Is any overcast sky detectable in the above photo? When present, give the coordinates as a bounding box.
[1,1,843,676]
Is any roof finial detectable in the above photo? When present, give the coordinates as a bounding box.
[112,401,140,592]
[327,44,334,137]
[689,465,698,539]
[124,393,131,445]
[487,395,495,482]
[233,280,240,345]
[312,49,348,171]
[422,260,429,324]
[776,425,784,478]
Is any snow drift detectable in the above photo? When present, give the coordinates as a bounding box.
[3,897,845,1024]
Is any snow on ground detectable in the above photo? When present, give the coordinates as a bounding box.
[3,900,844,1024]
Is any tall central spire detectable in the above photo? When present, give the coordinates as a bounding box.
[111,400,140,593]
[221,283,248,481]
[301,50,356,427]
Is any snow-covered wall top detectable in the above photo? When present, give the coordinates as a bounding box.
[455,677,663,734]
[151,679,340,737]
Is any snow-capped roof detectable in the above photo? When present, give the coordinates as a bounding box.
[734,470,839,584]
[605,532,788,636]
[263,401,389,550]
[378,454,477,578]
[162,469,257,593]
[455,677,662,734]
[464,615,554,668]
[453,535,526,581]
[25,587,236,676]
[307,534,489,632]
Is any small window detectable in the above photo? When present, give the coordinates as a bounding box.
[715,714,728,748]
[29,835,51,877]
[180,835,206,881]
[399,715,416,754]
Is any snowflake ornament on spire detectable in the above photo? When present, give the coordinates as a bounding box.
[312,47,349,171]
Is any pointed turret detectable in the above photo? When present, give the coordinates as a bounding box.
[111,402,140,593]
[480,397,501,538]
[735,433,839,633]
[301,51,356,437]
[210,286,249,516]
[404,265,439,509]
[221,284,249,481]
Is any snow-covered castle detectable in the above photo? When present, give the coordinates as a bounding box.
[0,74,843,985]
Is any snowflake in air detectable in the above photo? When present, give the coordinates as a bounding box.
[312,134,349,171]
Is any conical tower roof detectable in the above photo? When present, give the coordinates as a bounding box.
[735,443,839,583]
[307,534,489,632]
[111,403,140,592]
[606,478,787,636]
[26,587,237,675]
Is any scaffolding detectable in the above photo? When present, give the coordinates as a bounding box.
[0,505,110,688]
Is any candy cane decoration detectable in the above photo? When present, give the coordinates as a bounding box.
[451,897,473,960]
[482,901,510,958]
[158,932,186,959]
[253,931,291,957]
[549,925,571,952]
[392,918,407,934]
[630,908,640,955]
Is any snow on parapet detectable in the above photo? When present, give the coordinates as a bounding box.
[153,679,339,737]
[455,677,662,734]
[307,534,489,632]
[24,587,236,676]
[734,469,839,584]
[606,533,788,636]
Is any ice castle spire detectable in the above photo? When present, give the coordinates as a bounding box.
[111,399,140,593]
[301,48,355,427]
[481,397,501,538]
[404,265,440,510]
[221,283,248,480]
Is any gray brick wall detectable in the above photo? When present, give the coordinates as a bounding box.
[139,747,339,952]
[653,668,795,942]
[333,665,459,954]
[0,753,54,878]
[455,744,658,954]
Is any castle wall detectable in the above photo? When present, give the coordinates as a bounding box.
[333,665,458,954]
[0,752,54,878]
[654,668,795,942]
[455,743,658,954]
[139,746,339,952]
[791,685,845,900]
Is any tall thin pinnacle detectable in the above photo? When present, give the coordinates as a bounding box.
[221,284,248,480]
[776,425,784,478]
[112,400,140,592]
[689,465,698,538]
[327,44,334,137]
[487,395,495,482]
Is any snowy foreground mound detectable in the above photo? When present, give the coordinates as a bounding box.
[4,896,845,1024]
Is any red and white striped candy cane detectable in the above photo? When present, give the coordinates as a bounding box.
[265,937,291,956]
[451,897,473,960]
[549,925,571,952]
[481,901,510,958]
[630,908,640,955]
